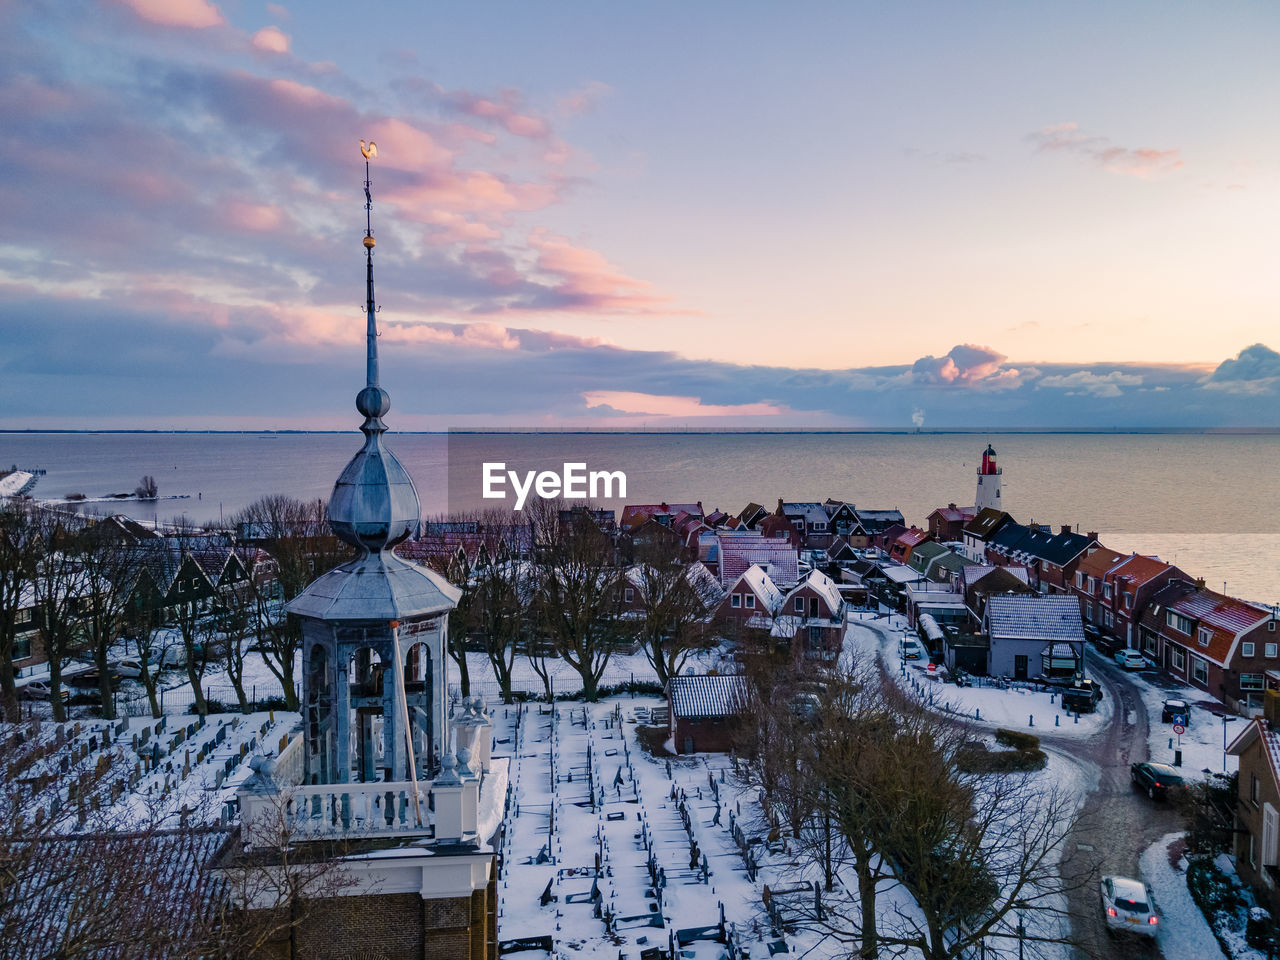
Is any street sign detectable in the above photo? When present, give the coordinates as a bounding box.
[1172,713,1187,726]
[1173,723,1186,735]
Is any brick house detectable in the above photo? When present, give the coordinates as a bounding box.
[11,586,46,679]
[772,569,847,661]
[984,523,1096,595]
[668,674,748,754]
[1140,579,1278,714]
[1226,702,1280,916]
[960,508,1014,563]
[775,500,835,550]
[927,503,976,543]
[823,501,868,546]
[960,565,1034,623]
[717,563,786,627]
[1071,552,1186,650]
[619,502,702,534]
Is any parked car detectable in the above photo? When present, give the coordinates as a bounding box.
[1161,698,1190,724]
[112,658,145,679]
[1062,679,1102,713]
[21,680,68,702]
[1100,875,1158,937]
[1114,649,1146,670]
[900,638,925,661]
[1131,761,1185,799]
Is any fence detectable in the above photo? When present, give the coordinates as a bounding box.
[115,682,298,717]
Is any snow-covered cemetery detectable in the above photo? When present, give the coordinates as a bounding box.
[4,172,1279,960]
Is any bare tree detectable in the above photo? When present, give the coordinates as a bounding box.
[134,475,159,500]
[209,787,361,959]
[628,536,722,687]
[738,662,1088,959]
[76,519,144,720]
[28,509,85,724]
[0,501,36,721]
[232,496,350,710]
[530,507,626,702]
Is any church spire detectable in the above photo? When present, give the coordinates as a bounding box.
[355,139,390,433]
[326,141,421,555]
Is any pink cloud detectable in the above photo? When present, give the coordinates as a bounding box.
[557,81,612,117]
[250,26,290,54]
[910,344,1024,388]
[527,229,672,313]
[421,211,502,247]
[223,201,286,232]
[114,0,224,29]
[583,391,785,418]
[1030,122,1184,179]
[453,90,550,139]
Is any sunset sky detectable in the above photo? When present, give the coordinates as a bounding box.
[2,1,1279,428]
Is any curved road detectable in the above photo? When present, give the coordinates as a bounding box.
[1051,650,1181,960]
[851,618,1184,959]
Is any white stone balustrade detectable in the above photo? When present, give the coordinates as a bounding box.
[241,780,438,846]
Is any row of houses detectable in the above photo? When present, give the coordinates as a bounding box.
[11,520,275,679]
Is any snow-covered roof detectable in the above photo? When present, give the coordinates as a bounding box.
[736,563,784,615]
[780,502,828,525]
[985,595,1085,643]
[719,538,799,586]
[785,568,843,615]
[668,674,748,720]
[882,564,927,584]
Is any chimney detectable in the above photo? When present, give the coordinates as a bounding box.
[1060,524,1072,536]
[1195,577,1206,590]
[777,498,785,514]
[948,502,957,510]
[1086,532,1098,542]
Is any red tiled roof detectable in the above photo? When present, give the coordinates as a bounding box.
[1075,547,1126,580]
[1109,554,1178,590]
[719,539,800,586]
[930,505,976,523]
[896,528,930,549]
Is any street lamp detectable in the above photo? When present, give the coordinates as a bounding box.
[1223,714,1240,773]
[1014,898,1029,960]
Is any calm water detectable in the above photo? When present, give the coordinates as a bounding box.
[3,431,1278,604]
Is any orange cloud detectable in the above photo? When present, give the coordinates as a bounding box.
[115,0,224,29]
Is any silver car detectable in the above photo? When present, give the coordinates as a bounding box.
[1101,875,1157,937]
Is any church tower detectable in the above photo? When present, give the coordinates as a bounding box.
[975,443,1003,512]
[286,146,460,786]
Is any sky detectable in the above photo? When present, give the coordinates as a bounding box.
[2,0,1279,429]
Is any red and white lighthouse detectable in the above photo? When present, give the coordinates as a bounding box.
[976,443,1003,511]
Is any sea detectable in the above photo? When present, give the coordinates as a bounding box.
[3,431,1278,606]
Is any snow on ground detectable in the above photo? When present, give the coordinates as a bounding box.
[845,611,1111,739]
[1090,648,1240,781]
[1138,832,1229,960]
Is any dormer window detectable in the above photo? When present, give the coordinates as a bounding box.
[1198,627,1212,647]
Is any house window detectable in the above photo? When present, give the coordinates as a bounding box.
[795,597,804,613]
[745,595,755,609]
[1167,610,1194,633]
[1243,642,1256,657]
[1241,674,1265,691]
[16,607,32,624]
[1191,656,1209,687]
[1103,583,1113,601]
[1268,643,1279,659]
[1270,621,1277,632]
[812,522,827,532]
[1076,572,1086,589]
[1198,627,1213,647]
[624,588,634,603]
[1124,594,1134,610]
[1103,609,1113,628]
[1253,774,1261,805]
[730,595,740,608]
[14,635,31,661]
[1172,646,1186,671]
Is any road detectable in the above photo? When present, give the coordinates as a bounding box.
[851,616,1189,959]
[1036,649,1182,960]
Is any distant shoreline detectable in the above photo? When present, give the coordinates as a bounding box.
[2,427,1278,436]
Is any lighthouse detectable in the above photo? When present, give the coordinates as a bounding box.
[975,443,1003,511]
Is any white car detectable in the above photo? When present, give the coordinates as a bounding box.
[1101,875,1157,937]
[1114,649,1146,670]
[900,639,925,661]
[112,658,145,678]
